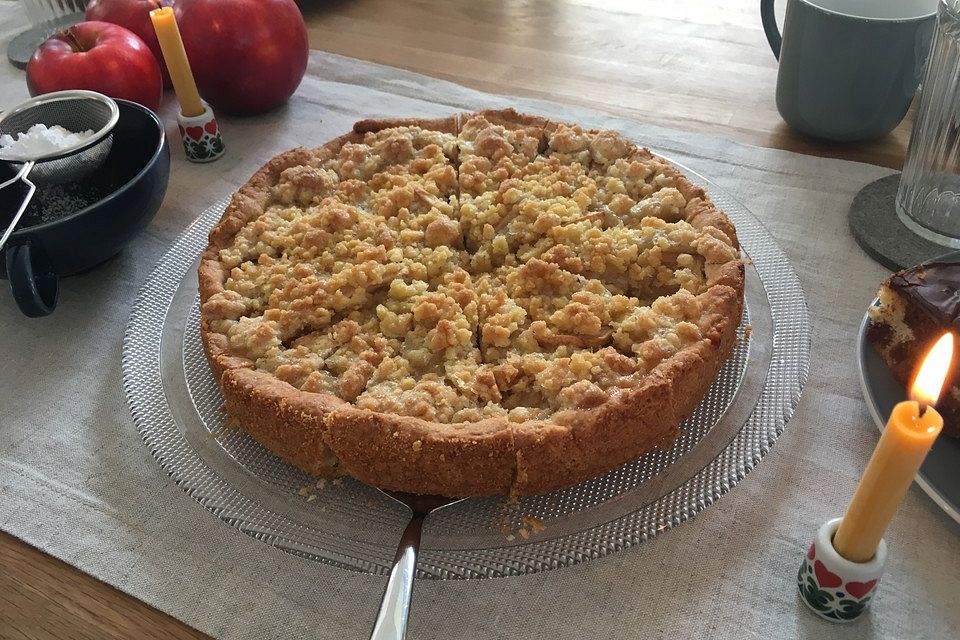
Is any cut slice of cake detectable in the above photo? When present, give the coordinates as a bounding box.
[867,260,960,437]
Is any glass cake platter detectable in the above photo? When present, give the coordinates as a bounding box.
[122,159,810,579]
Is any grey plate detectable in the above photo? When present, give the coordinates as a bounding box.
[857,251,960,525]
[123,159,810,579]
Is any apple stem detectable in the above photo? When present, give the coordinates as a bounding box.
[63,29,86,53]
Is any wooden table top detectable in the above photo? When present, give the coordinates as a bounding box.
[1,1,915,638]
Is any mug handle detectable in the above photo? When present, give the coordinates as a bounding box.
[760,0,782,60]
[6,241,59,317]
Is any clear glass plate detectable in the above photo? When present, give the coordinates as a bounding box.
[122,160,810,579]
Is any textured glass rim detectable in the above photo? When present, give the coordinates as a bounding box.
[122,158,811,579]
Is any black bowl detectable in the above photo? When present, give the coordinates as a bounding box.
[0,99,169,317]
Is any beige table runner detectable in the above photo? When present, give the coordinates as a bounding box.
[1,3,957,638]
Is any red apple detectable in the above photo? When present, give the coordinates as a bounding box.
[85,0,174,88]
[27,21,163,111]
[175,0,308,116]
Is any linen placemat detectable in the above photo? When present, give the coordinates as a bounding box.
[1,3,957,638]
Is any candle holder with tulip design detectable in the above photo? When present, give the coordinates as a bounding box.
[177,102,224,163]
[798,518,887,622]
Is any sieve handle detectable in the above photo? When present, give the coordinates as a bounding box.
[0,161,37,252]
[6,240,59,317]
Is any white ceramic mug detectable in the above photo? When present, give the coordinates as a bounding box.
[761,0,939,141]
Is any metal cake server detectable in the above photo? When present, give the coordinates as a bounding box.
[369,491,466,640]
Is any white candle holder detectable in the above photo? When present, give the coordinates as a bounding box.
[176,101,224,163]
[798,517,887,623]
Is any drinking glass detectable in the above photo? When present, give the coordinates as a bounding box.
[7,1,88,69]
[20,0,88,26]
[897,0,960,248]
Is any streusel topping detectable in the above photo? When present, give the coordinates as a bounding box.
[202,116,739,424]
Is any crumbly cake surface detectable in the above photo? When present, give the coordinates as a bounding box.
[867,261,960,437]
[199,110,744,496]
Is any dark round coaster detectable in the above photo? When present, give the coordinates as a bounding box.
[6,13,83,70]
[849,173,954,271]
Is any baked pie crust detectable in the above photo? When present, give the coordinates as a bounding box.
[198,109,744,496]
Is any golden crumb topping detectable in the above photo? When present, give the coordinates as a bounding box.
[203,117,740,424]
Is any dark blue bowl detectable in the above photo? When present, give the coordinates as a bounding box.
[0,99,169,317]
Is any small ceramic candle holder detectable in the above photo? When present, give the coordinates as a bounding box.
[797,517,887,623]
[176,101,224,163]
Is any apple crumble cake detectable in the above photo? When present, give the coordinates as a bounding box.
[867,260,960,437]
[199,109,744,496]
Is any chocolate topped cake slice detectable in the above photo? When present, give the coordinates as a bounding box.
[867,261,960,437]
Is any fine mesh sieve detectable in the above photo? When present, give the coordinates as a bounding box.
[0,90,119,251]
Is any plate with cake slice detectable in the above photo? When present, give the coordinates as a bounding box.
[859,252,960,524]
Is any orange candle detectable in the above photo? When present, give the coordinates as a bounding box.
[150,6,204,117]
[833,333,953,562]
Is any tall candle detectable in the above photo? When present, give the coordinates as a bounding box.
[833,333,952,562]
[150,6,204,117]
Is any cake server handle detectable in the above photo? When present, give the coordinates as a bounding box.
[369,511,424,640]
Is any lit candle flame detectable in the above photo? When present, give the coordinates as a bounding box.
[910,333,954,409]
